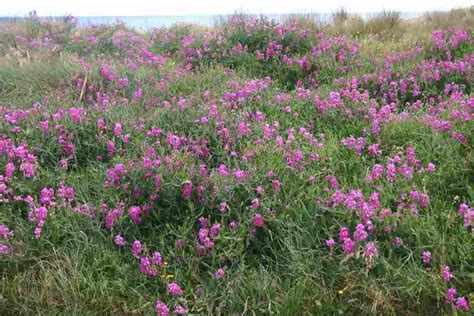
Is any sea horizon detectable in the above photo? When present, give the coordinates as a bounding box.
[0,11,425,29]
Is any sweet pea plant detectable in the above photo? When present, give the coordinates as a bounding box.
[0,11,473,314]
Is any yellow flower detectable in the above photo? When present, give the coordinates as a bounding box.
[160,274,174,279]
[338,289,344,295]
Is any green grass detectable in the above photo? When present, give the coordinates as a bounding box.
[1,8,473,315]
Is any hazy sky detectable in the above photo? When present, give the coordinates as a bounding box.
[1,0,472,16]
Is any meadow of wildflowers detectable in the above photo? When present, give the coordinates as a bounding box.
[0,9,473,314]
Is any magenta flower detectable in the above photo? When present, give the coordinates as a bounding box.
[363,242,378,259]
[182,182,193,200]
[118,77,129,88]
[132,240,142,257]
[368,143,382,156]
[441,265,453,283]
[114,235,125,246]
[167,282,183,296]
[272,179,281,193]
[445,287,457,304]
[105,207,123,229]
[458,203,469,216]
[39,120,49,132]
[422,251,431,264]
[69,107,86,122]
[229,220,238,229]
[251,197,260,209]
[343,238,355,254]
[152,252,163,267]
[215,268,225,279]
[427,163,436,173]
[454,297,470,312]
[0,244,10,254]
[326,238,336,248]
[140,257,157,277]
[354,224,368,241]
[100,65,116,81]
[155,300,169,316]
[128,206,142,224]
[113,122,122,136]
[39,187,55,206]
[209,223,221,237]
[392,237,403,247]
[339,227,350,241]
[133,88,143,100]
[174,305,187,314]
[253,213,265,227]
[0,224,13,240]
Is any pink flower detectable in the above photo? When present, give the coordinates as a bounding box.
[210,223,221,237]
[0,244,10,254]
[107,140,115,156]
[343,238,355,254]
[366,164,383,183]
[39,120,49,132]
[178,97,187,108]
[326,238,336,248]
[182,182,193,200]
[363,241,378,259]
[167,282,183,296]
[105,163,126,186]
[422,251,431,264]
[272,179,281,193]
[427,163,436,173]
[154,174,162,191]
[199,217,209,228]
[140,257,157,277]
[133,88,143,100]
[368,143,382,156]
[354,224,368,241]
[100,65,115,81]
[215,268,225,279]
[129,206,142,224]
[40,187,55,206]
[69,107,86,122]
[29,206,48,239]
[237,121,251,136]
[0,224,13,239]
[218,164,229,176]
[60,158,69,170]
[445,287,457,304]
[105,207,123,229]
[253,213,265,227]
[251,197,260,209]
[380,208,391,219]
[132,240,142,257]
[118,77,129,88]
[453,297,470,312]
[458,203,469,216]
[114,235,125,246]
[392,237,403,247]
[155,300,169,316]
[113,122,122,136]
[441,265,453,283]
[174,305,187,314]
[339,227,350,241]
[152,252,163,267]
[5,162,15,181]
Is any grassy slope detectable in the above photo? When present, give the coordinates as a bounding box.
[0,8,473,315]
